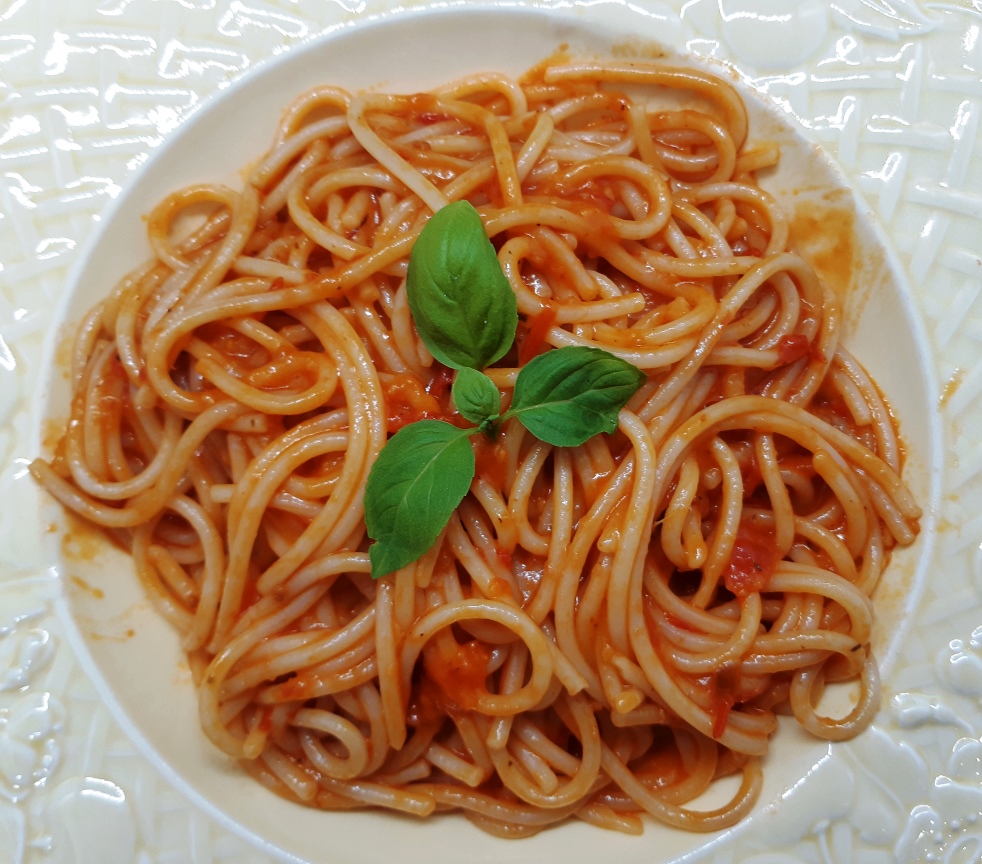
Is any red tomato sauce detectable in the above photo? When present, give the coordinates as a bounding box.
[517,305,557,366]
[383,372,446,431]
[706,665,742,739]
[473,436,510,490]
[776,334,809,365]
[636,728,689,786]
[485,576,514,600]
[421,637,492,712]
[722,519,780,597]
[424,364,454,404]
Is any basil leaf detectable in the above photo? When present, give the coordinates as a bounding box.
[452,367,500,427]
[365,420,475,579]
[407,200,518,370]
[506,346,646,447]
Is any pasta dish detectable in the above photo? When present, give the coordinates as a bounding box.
[31,58,921,836]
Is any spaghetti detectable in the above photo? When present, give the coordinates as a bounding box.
[33,59,921,836]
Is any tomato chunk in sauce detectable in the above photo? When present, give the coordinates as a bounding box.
[722,520,780,597]
[422,635,492,712]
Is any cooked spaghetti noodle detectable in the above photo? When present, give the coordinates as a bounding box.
[33,59,921,836]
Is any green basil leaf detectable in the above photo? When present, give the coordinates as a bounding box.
[506,346,646,447]
[452,367,500,426]
[407,200,518,370]
[364,420,475,579]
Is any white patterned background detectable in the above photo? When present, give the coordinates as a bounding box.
[1,1,981,862]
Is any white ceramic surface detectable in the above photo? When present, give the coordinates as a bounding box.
[2,1,980,863]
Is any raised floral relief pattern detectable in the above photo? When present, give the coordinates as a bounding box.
[0,585,267,862]
[1,0,981,861]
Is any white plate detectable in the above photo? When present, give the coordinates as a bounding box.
[39,6,942,862]
[4,2,980,863]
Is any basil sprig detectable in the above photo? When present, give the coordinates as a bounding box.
[451,366,501,433]
[364,420,474,579]
[509,346,646,447]
[364,201,645,578]
[407,200,517,370]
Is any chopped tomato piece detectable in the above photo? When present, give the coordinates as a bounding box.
[708,666,741,738]
[486,576,513,599]
[425,364,454,403]
[776,334,809,365]
[422,636,491,711]
[723,520,779,597]
[383,372,445,431]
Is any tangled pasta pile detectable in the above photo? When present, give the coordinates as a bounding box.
[33,59,921,836]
